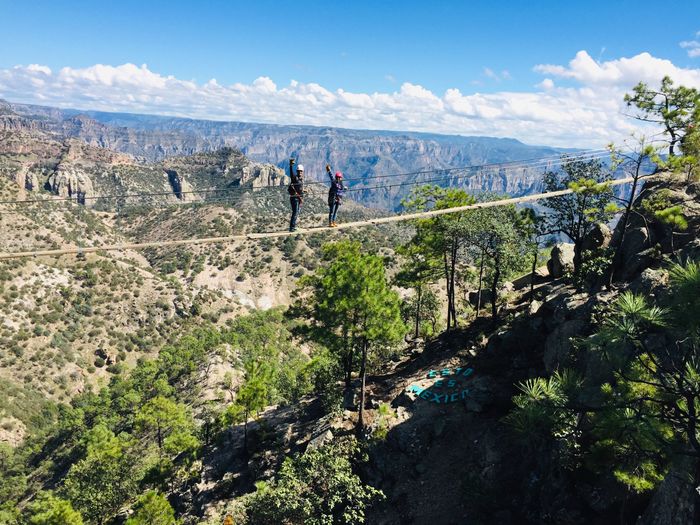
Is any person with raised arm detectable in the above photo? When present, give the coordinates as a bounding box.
[325,164,346,227]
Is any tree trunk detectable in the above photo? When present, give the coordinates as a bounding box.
[357,339,368,436]
[449,242,458,328]
[491,256,501,320]
[443,250,452,330]
[157,424,163,457]
[414,285,422,339]
[343,327,353,391]
[529,248,537,305]
[344,351,353,391]
[608,160,642,286]
[573,194,586,279]
[573,241,583,279]
[243,407,249,456]
[475,250,485,320]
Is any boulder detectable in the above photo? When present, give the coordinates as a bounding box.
[306,429,333,451]
[581,223,612,251]
[620,227,649,264]
[629,268,670,300]
[528,300,543,316]
[468,289,492,308]
[546,244,575,278]
[543,319,586,372]
[468,282,514,307]
[637,458,694,525]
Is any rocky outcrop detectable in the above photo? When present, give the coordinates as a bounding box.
[166,169,196,201]
[236,164,287,188]
[547,243,575,278]
[636,458,695,525]
[543,319,586,372]
[46,164,95,204]
[581,223,611,251]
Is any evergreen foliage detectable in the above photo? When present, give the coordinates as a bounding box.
[245,438,383,525]
[542,158,616,278]
[125,491,177,525]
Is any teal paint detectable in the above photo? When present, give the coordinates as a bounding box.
[405,364,475,405]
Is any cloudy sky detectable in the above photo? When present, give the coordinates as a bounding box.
[1,0,699,148]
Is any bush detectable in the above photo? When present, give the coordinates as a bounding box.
[245,438,383,525]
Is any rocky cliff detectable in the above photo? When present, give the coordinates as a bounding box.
[5,100,574,208]
[0,122,286,208]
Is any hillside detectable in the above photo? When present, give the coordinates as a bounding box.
[1,95,699,525]
[0,131,400,449]
[1,167,696,524]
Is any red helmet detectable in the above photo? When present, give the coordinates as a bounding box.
[335,171,343,179]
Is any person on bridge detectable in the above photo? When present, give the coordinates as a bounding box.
[326,164,346,227]
[288,158,304,232]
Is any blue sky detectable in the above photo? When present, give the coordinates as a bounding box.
[1,0,697,92]
[1,0,699,147]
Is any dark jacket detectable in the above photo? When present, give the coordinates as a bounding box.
[327,170,346,203]
[288,161,304,198]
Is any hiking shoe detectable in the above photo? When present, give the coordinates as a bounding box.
[289,227,297,232]
[331,222,338,227]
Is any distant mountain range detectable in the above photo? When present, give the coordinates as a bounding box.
[1,99,580,209]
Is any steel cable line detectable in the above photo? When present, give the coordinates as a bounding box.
[14,149,614,215]
[0,148,613,209]
[0,150,619,222]
[0,148,614,207]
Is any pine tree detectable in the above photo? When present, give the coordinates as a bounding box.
[624,76,698,157]
[28,492,83,525]
[125,491,177,525]
[297,241,405,434]
[542,157,616,278]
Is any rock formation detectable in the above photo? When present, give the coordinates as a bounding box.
[547,243,575,278]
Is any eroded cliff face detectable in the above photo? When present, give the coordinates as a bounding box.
[6,100,569,208]
[46,164,95,203]
[0,123,287,207]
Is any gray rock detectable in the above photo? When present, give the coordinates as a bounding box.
[544,319,586,372]
[468,288,492,307]
[582,223,612,251]
[621,227,649,264]
[529,300,543,316]
[306,429,333,451]
[547,244,575,278]
[629,268,669,298]
[47,164,95,205]
[637,458,694,525]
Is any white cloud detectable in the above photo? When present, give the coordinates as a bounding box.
[681,39,700,58]
[535,50,700,86]
[537,78,555,90]
[482,67,511,82]
[1,51,699,149]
